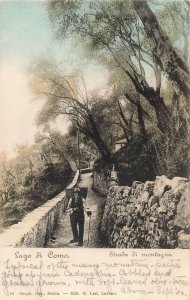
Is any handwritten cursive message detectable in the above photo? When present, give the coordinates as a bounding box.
[0,249,189,300]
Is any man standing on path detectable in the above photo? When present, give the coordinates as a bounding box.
[67,187,92,246]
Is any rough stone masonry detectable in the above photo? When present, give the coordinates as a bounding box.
[100,172,190,248]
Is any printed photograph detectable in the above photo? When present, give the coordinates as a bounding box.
[0,0,189,249]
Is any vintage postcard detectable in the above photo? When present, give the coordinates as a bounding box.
[0,0,190,299]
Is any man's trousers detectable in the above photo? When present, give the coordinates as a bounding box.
[70,212,84,243]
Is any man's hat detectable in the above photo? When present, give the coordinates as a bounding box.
[74,187,80,193]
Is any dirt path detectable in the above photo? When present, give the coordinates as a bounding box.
[47,172,105,248]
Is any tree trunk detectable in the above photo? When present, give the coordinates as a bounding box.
[119,122,130,142]
[154,64,161,95]
[182,31,189,64]
[87,113,112,162]
[143,86,172,132]
[124,66,172,133]
[182,1,190,64]
[126,72,172,132]
[136,100,147,138]
[116,100,133,139]
[133,0,190,98]
[91,133,112,162]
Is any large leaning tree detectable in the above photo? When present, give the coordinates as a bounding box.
[133,0,190,98]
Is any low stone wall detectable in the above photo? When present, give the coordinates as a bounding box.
[0,171,80,247]
[93,170,110,196]
[101,172,190,248]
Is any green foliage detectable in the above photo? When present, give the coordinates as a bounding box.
[148,0,184,44]
[0,162,73,232]
[24,163,73,202]
[151,131,189,179]
[113,130,189,186]
[0,135,74,232]
[114,135,156,185]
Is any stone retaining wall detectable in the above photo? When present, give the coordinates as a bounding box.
[0,171,80,247]
[101,172,190,248]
